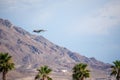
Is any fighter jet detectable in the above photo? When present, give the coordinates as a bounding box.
[33,29,46,33]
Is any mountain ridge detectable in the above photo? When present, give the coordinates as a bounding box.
[0,18,111,80]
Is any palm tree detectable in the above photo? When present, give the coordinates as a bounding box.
[35,65,52,80]
[110,60,120,80]
[72,63,90,80]
[0,52,15,80]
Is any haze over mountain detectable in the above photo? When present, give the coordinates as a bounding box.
[0,18,112,80]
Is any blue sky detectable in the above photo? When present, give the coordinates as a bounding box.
[0,0,120,63]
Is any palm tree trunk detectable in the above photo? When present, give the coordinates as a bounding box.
[80,77,84,80]
[2,71,7,80]
[81,77,84,80]
[79,77,84,80]
[42,76,45,80]
[117,69,120,80]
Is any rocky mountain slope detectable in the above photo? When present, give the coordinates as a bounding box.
[0,18,111,80]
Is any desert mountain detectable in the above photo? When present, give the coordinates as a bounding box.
[0,18,111,80]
